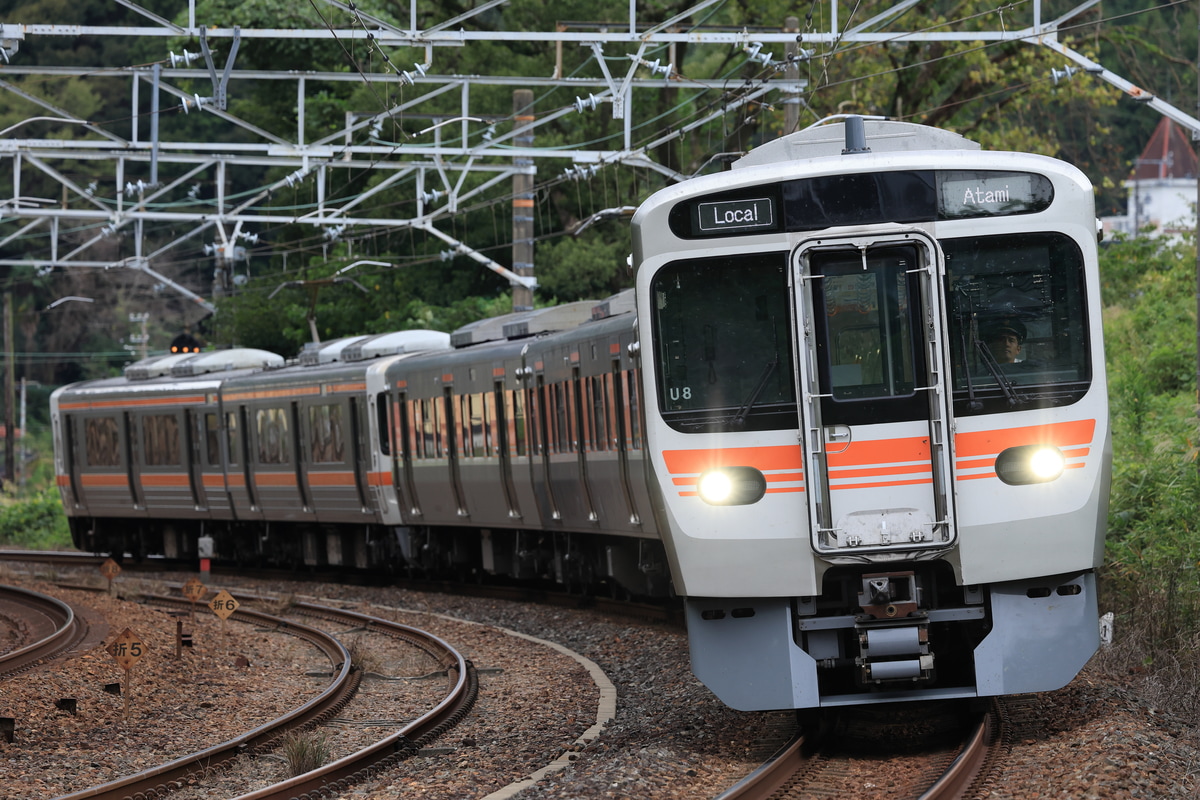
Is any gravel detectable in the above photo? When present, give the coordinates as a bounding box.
[1,564,1198,799]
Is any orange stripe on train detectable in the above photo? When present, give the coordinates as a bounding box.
[663,445,803,475]
[827,436,930,468]
[140,474,190,487]
[80,474,129,487]
[308,472,357,487]
[954,419,1096,458]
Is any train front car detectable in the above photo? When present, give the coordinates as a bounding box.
[632,118,1110,711]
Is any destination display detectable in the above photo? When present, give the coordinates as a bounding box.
[695,197,776,233]
[671,170,1055,239]
[937,171,1053,218]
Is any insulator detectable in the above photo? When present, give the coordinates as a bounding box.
[573,93,600,113]
[400,62,428,86]
[1051,66,1078,85]
[168,49,201,68]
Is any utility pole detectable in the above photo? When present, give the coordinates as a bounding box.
[4,293,14,487]
[512,89,536,314]
[784,16,802,135]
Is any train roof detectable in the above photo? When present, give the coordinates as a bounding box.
[122,348,284,381]
[342,329,451,361]
[734,118,980,169]
[448,290,635,348]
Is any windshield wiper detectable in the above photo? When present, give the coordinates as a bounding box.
[973,335,1027,406]
[732,355,780,427]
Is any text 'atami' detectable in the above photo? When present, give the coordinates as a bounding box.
[961,185,1010,205]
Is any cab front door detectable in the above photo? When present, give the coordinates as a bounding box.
[791,232,957,560]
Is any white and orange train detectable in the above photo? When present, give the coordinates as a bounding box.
[53,118,1110,711]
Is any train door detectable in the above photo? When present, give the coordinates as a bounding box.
[444,387,469,517]
[124,411,146,509]
[184,409,206,510]
[493,383,521,519]
[791,233,957,560]
[532,373,562,522]
[60,414,83,509]
[571,366,599,522]
[610,362,641,526]
[394,392,421,516]
[348,397,371,511]
[232,405,261,516]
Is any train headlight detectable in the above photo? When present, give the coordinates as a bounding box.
[995,445,1066,485]
[696,467,767,505]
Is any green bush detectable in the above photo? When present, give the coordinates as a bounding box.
[0,488,72,550]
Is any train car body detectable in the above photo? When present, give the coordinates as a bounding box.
[51,299,668,596]
[52,349,285,558]
[632,118,1110,710]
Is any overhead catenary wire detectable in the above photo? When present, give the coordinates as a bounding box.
[0,0,1188,308]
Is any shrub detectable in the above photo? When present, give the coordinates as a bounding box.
[279,729,332,777]
[0,488,71,549]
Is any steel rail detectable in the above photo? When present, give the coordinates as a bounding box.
[53,602,357,800]
[919,708,999,800]
[0,584,83,677]
[713,731,809,800]
[716,706,999,800]
[231,601,477,800]
[51,593,475,800]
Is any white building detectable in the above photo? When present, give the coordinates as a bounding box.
[1101,117,1198,238]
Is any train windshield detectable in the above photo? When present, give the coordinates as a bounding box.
[651,252,798,432]
[944,232,1090,414]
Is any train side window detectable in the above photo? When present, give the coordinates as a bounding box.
[204,413,220,465]
[308,403,345,464]
[535,383,549,454]
[410,400,424,459]
[226,412,240,465]
[626,370,642,449]
[555,382,568,452]
[376,393,391,457]
[510,389,527,456]
[944,232,1090,414]
[469,393,488,456]
[483,390,497,456]
[256,407,292,464]
[572,372,591,452]
[589,376,608,451]
[143,414,181,466]
[443,392,456,458]
[84,416,121,467]
[427,397,443,458]
[457,395,470,458]
[603,373,617,449]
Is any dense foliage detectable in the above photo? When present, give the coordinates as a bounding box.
[1100,233,1200,662]
[0,488,71,549]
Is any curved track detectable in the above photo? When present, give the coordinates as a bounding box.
[48,592,475,800]
[0,584,89,678]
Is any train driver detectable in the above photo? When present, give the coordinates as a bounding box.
[982,319,1026,364]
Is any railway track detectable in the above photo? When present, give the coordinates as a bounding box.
[0,583,90,678]
[718,701,1004,800]
[0,548,684,626]
[46,592,475,800]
